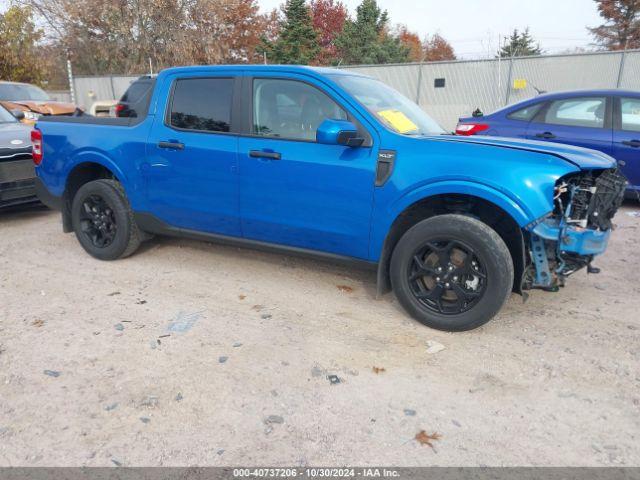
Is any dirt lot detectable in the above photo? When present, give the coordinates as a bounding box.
[0,204,639,467]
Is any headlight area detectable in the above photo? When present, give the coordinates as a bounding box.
[522,168,627,292]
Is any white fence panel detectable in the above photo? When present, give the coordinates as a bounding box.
[67,50,640,128]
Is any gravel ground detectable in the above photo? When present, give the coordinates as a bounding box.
[0,204,639,467]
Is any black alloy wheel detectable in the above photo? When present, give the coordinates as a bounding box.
[71,179,143,260]
[390,214,514,331]
[408,240,487,315]
[78,194,117,248]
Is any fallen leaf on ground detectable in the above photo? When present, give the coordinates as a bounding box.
[372,366,386,374]
[337,285,354,293]
[415,430,441,449]
[238,294,246,300]
[32,319,45,328]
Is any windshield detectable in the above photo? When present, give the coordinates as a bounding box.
[333,75,445,136]
[0,105,17,123]
[0,83,50,101]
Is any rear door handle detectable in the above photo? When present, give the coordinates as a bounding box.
[535,132,556,139]
[158,141,185,150]
[249,150,281,160]
[622,139,640,148]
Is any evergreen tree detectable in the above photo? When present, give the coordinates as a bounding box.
[335,0,409,65]
[261,0,320,64]
[498,28,543,58]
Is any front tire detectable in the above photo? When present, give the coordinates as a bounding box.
[71,179,142,260]
[390,214,513,331]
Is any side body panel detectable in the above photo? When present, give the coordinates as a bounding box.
[143,73,241,235]
[36,67,597,267]
[368,135,579,262]
[35,120,152,211]
[237,73,378,259]
[613,95,640,191]
[486,117,530,138]
[526,121,614,157]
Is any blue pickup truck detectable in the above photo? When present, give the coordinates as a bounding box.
[33,66,626,331]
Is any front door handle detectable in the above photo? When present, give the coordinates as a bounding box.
[158,141,185,150]
[249,150,281,160]
[622,139,640,148]
[535,132,557,140]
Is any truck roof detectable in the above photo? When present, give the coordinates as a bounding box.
[158,64,366,78]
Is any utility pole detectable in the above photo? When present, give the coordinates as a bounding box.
[616,40,628,88]
[415,52,424,106]
[497,34,502,106]
[66,56,76,105]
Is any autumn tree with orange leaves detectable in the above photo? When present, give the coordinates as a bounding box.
[22,0,278,75]
[396,25,456,63]
[311,0,348,64]
[590,0,640,50]
[396,26,424,62]
[424,33,456,61]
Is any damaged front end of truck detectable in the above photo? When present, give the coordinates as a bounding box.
[523,168,627,292]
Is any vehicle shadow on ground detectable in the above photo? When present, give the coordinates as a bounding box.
[0,203,52,224]
[146,234,382,299]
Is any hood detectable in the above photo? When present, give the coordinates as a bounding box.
[0,122,32,150]
[0,100,76,115]
[429,135,617,170]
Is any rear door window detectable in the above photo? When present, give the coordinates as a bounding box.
[543,97,607,128]
[169,78,233,133]
[620,97,640,133]
[507,103,543,121]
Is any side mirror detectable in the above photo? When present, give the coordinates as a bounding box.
[11,109,25,121]
[317,119,364,148]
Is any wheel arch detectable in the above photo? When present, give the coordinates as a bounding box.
[61,159,124,233]
[376,192,527,297]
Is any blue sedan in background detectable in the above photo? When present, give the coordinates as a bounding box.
[456,89,640,196]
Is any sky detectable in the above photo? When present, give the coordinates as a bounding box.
[0,0,604,59]
[259,0,604,58]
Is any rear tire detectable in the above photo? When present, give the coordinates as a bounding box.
[71,179,142,260]
[390,214,513,331]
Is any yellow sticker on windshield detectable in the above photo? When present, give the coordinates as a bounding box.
[377,109,419,134]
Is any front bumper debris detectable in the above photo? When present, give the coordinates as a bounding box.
[523,168,626,291]
[533,219,611,256]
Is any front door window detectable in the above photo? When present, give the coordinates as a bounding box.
[252,78,347,141]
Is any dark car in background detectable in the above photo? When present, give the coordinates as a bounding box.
[0,104,36,208]
[456,90,639,197]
